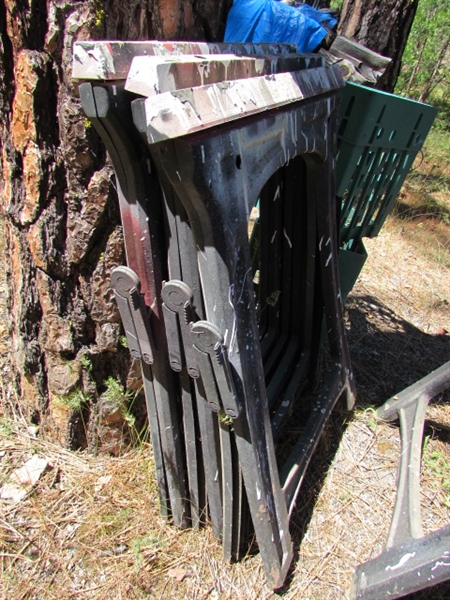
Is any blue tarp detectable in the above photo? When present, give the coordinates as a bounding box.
[224,0,337,54]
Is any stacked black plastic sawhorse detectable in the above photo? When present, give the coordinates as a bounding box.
[73,41,355,588]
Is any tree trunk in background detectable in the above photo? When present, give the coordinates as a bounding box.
[418,36,450,103]
[338,0,419,92]
[0,0,232,451]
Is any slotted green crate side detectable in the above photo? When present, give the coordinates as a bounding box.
[339,240,368,301]
[337,82,438,247]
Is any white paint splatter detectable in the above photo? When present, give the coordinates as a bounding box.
[385,552,416,571]
[283,228,292,249]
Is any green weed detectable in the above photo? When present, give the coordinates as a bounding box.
[218,411,234,427]
[363,406,379,431]
[80,353,93,373]
[131,534,162,571]
[422,435,450,508]
[103,377,133,410]
[77,507,133,540]
[103,377,145,445]
[0,417,14,438]
[119,335,129,349]
[56,388,91,413]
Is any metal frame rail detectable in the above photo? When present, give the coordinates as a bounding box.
[354,361,450,599]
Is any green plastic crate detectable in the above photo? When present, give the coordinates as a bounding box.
[339,240,368,301]
[336,82,438,248]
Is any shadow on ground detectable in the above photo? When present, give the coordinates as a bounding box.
[346,293,450,407]
[280,293,450,598]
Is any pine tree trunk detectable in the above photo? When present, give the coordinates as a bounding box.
[0,0,232,451]
[406,36,427,96]
[338,0,419,92]
[418,37,450,103]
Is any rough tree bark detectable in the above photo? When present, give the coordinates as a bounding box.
[338,0,419,92]
[0,0,232,452]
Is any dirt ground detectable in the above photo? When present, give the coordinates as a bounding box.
[1,187,449,598]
